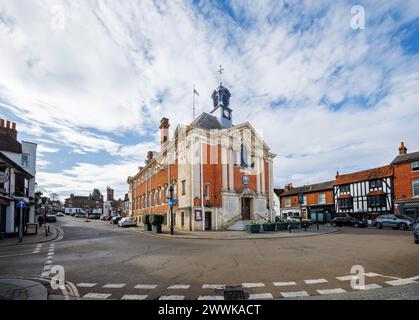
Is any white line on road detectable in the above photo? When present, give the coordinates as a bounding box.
[198,296,225,300]
[41,271,50,278]
[353,284,382,290]
[202,284,226,290]
[249,293,274,300]
[304,278,328,284]
[317,288,346,295]
[121,295,148,300]
[273,281,297,287]
[77,283,97,288]
[242,283,265,288]
[336,275,357,281]
[134,284,158,289]
[281,291,309,298]
[83,293,111,299]
[386,277,419,286]
[103,284,126,289]
[167,285,190,290]
[159,295,185,300]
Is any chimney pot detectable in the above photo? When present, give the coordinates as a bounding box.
[147,151,154,161]
[0,119,4,127]
[12,122,16,130]
[6,120,10,129]
[399,141,407,155]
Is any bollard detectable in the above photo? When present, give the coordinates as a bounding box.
[288,224,292,233]
[304,224,307,232]
[317,223,319,230]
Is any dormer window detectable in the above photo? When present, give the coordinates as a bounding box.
[21,154,29,168]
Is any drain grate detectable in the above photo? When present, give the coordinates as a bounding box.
[223,286,248,300]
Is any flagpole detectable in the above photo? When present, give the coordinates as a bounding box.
[193,84,195,120]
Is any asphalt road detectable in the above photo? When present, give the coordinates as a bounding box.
[0,216,418,300]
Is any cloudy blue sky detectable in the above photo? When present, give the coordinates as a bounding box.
[1,0,418,199]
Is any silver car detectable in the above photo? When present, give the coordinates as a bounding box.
[373,214,414,231]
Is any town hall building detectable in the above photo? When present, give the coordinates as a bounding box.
[128,80,276,231]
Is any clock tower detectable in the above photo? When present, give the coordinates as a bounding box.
[210,84,232,128]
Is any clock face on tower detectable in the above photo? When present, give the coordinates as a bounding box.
[223,109,231,119]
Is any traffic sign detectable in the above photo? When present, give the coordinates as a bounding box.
[17,199,26,209]
[168,199,178,207]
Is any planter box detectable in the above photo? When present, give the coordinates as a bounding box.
[276,223,287,231]
[144,223,152,231]
[247,224,260,233]
[290,223,300,229]
[152,224,162,233]
[262,224,275,232]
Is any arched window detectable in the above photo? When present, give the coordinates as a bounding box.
[240,144,248,168]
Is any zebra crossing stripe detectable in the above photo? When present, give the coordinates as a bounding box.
[242,283,265,288]
[273,281,296,286]
[386,278,417,286]
[317,288,346,295]
[159,295,185,300]
[281,291,309,298]
[121,295,148,300]
[167,285,190,290]
[304,278,328,284]
[353,284,382,290]
[103,283,126,289]
[198,296,225,300]
[134,284,158,289]
[202,284,226,290]
[83,293,111,299]
[77,283,97,288]
[336,275,357,281]
[249,293,273,300]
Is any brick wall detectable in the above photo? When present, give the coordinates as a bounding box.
[393,162,419,199]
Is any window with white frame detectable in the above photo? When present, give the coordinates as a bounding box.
[285,197,291,207]
[413,179,419,197]
[205,183,210,199]
[412,161,419,172]
[21,154,29,168]
[318,193,326,204]
[303,195,307,205]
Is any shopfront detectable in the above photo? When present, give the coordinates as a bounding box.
[308,204,335,223]
[396,199,419,219]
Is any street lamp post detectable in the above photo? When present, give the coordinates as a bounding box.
[169,185,174,235]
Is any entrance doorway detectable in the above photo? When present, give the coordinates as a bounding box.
[205,212,212,230]
[242,198,251,220]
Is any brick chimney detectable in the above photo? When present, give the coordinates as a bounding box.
[284,182,293,192]
[147,151,154,162]
[0,118,17,139]
[160,117,170,151]
[399,141,407,155]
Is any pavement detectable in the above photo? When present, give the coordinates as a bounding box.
[132,225,338,240]
[0,224,60,247]
[0,216,418,300]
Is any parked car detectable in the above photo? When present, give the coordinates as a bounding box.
[118,217,137,228]
[45,215,57,223]
[373,214,414,231]
[330,216,367,228]
[414,218,419,244]
[74,213,86,218]
[56,212,65,217]
[88,214,100,220]
[286,216,301,223]
[110,216,122,225]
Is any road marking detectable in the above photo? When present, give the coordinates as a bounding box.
[249,293,273,300]
[242,283,265,288]
[44,260,53,265]
[365,272,380,277]
[317,288,346,295]
[47,252,54,256]
[32,250,40,254]
[41,271,50,278]
[386,277,419,286]
[159,295,185,300]
[43,265,52,270]
[336,275,357,281]
[103,283,126,289]
[273,281,296,287]
[77,283,97,288]
[134,284,158,289]
[83,293,111,299]
[198,296,225,300]
[202,284,226,290]
[167,284,190,290]
[304,278,328,284]
[121,295,148,300]
[353,284,382,290]
[281,291,309,298]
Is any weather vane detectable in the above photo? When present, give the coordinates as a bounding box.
[218,64,224,86]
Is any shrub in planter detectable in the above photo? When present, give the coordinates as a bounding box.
[143,214,152,231]
[301,220,310,228]
[290,221,300,229]
[246,221,260,233]
[150,214,164,233]
[262,221,276,231]
[276,221,288,231]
